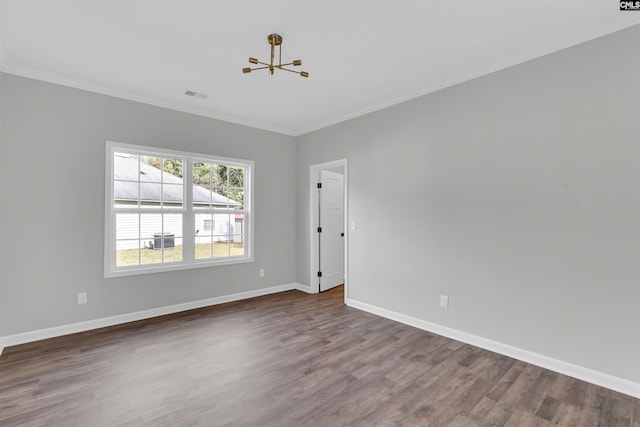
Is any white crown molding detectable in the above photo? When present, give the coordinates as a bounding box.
[0,283,305,351]
[346,298,640,399]
[2,21,639,138]
[0,62,297,137]
[295,20,640,136]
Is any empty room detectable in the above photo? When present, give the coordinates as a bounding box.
[1,1,639,426]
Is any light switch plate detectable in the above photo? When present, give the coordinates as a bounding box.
[440,295,449,308]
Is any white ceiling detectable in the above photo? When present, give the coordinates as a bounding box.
[1,1,639,136]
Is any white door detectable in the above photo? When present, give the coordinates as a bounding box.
[319,170,344,292]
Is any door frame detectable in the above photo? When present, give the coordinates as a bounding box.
[309,159,348,302]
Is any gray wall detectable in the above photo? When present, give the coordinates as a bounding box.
[1,25,638,385]
[0,73,297,336]
[0,72,5,338]
[296,26,640,382]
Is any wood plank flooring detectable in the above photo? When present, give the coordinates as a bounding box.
[1,286,638,426]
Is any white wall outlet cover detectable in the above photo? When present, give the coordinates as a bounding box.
[259,268,265,278]
[440,295,449,308]
[78,292,87,304]
[350,220,356,230]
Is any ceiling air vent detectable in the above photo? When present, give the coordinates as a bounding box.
[184,90,208,99]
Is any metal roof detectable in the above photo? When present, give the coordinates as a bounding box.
[113,154,239,206]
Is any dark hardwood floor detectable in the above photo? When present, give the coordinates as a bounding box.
[0,286,638,426]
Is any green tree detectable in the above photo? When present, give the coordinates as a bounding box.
[192,163,244,206]
[147,157,183,178]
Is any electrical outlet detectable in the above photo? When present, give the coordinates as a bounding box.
[351,220,356,231]
[440,295,449,308]
[259,268,265,278]
[78,292,87,305]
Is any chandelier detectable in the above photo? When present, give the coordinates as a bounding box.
[242,33,309,78]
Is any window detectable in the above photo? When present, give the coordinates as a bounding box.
[105,141,253,277]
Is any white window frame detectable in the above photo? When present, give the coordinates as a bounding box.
[104,141,253,278]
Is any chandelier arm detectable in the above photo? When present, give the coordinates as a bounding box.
[249,66,271,71]
[278,67,302,75]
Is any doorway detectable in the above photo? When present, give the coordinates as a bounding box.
[310,159,348,300]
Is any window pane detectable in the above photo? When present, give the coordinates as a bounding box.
[193,162,211,189]
[195,213,213,236]
[140,183,162,207]
[116,213,139,240]
[234,214,245,235]
[195,235,213,259]
[116,240,140,266]
[212,164,228,187]
[140,214,162,244]
[212,188,229,208]
[114,181,139,208]
[169,237,183,263]
[164,214,182,238]
[231,236,245,257]
[229,189,244,209]
[162,214,181,261]
[140,157,163,183]
[162,158,183,184]
[114,153,139,181]
[229,166,244,188]
[163,183,183,208]
[214,239,230,258]
[160,235,181,263]
[193,187,211,207]
[136,214,181,263]
[163,213,182,262]
[141,246,163,265]
[211,213,232,239]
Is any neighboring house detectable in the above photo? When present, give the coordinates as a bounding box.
[114,154,243,249]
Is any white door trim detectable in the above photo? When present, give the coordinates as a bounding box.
[309,159,348,303]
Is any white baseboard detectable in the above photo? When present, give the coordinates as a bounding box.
[0,283,299,350]
[346,298,640,399]
[5,287,635,399]
[293,283,314,294]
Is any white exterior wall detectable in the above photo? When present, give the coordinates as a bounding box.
[113,213,242,250]
[194,213,236,242]
[115,213,183,250]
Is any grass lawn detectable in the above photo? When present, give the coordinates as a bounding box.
[116,242,244,266]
